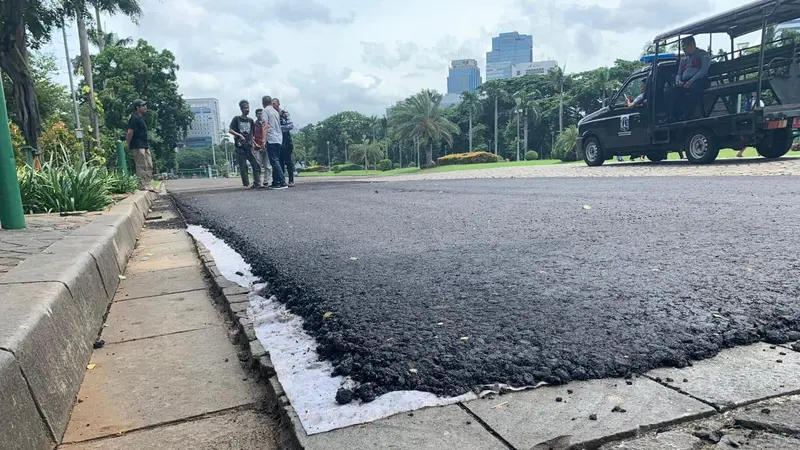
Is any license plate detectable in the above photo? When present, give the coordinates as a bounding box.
[794,118,800,128]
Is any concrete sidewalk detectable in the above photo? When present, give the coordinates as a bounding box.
[58,197,288,450]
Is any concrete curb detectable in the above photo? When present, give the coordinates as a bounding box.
[0,191,157,449]
[190,239,313,450]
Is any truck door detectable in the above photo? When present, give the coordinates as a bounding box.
[607,75,651,150]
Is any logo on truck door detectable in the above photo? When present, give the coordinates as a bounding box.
[619,114,631,136]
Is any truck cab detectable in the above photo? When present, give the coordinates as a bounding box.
[578,0,800,166]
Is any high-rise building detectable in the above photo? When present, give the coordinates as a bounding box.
[447,59,482,94]
[486,32,533,81]
[511,60,558,78]
[184,98,221,150]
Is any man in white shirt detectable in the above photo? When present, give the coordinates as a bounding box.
[261,95,287,189]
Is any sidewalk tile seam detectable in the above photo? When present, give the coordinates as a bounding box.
[101,325,220,346]
[112,288,209,303]
[3,347,59,443]
[641,374,722,412]
[60,402,260,446]
[456,403,515,450]
[645,374,800,412]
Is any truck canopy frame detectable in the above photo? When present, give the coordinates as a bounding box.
[653,0,800,42]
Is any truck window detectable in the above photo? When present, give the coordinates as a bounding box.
[615,76,647,107]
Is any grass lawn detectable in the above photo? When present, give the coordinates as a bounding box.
[299,159,563,177]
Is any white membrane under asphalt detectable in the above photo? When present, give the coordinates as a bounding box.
[187,225,476,435]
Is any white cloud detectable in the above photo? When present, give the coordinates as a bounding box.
[45,0,759,128]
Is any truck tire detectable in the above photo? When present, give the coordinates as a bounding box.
[684,129,720,164]
[583,137,604,166]
[647,151,668,162]
[756,128,792,159]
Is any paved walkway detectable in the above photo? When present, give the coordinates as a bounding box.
[58,197,288,450]
[0,214,96,276]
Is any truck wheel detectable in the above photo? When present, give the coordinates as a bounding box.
[756,128,792,159]
[583,137,604,166]
[647,151,668,162]
[684,129,720,164]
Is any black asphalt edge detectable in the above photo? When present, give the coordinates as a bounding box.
[185,237,311,450]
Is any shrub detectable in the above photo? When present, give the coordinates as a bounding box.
[331,163,364,173]
[377,159,393,171]
[18,162,113,213]
[393,163,401,169]
[525,151,539,161]
[792,140,800,152]
[437,151,501,166]
[107,172,138,194]
[298,165,328,173]
[406,162,417,168]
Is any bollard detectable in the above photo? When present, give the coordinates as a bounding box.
[0,81,26,229]
[116,140,128,176]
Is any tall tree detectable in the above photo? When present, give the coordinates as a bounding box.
[349,138,383,168]
[460,90,481,152]
[0,0,60,150]
[389,89,459,167]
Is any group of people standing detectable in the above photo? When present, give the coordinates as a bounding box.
[229,96,295,189]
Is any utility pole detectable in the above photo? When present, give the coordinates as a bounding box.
[326,141,331,169]
[0,81,26,229]
[516,109,521,162]
[559,60,567,133]
[494,96,499,155]
[62,19,85,162]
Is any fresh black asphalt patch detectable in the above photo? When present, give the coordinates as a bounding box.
[174,176,800,403]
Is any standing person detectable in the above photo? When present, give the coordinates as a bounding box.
[273,98,295,186]
[262,95,287,189]
[126,99,155,192]
[229,100,262,189]
[253,108,271,185]
[737,93,765,157]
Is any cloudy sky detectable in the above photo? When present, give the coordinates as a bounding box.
[44,0,760,128]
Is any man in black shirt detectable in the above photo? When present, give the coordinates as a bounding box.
[229,100,262,188]
[126,99,154,191]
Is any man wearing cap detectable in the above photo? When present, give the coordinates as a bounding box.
[126,99,154,191]
[665,36,711,121]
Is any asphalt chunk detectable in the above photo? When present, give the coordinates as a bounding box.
[173,177,800,402]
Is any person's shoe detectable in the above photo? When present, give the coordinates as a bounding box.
[288,182,295,187]
[270,184,289,190]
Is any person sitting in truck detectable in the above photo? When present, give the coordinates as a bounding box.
[626,80,648,108]
[664,36,711,121]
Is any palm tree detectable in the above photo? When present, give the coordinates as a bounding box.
[390,90,459,167]
[594,67,620,107]
[460,90,481,152]
[554,125,580,162]
[513,89,542,157]
[89,29,132,50]
[69,0,140,147]
[350,138,384,169]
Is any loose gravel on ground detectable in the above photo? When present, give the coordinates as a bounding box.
[173,176,800,403]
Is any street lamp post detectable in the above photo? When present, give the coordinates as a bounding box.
[0,80,26,229]
[326,140,331,169]
[516,109,522,162]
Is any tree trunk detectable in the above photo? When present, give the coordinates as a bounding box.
[523,113,529,156]
[468,111,473,152]
[76,4,101,147]
[94,3,105,53]
[426,142,434,167]
[0,0,42,150]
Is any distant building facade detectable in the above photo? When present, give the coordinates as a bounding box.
[447,59,482,94]
[184,98,221,150]
[440,93,462,109]
[486,32,533,80]
[511,60,558,78]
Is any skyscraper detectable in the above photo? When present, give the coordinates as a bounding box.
[486,32,533,81]
[184,98,221,150]
[447,59,482,94]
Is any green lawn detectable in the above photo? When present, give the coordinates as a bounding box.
[614,148,800,162]
[298,159,563,177]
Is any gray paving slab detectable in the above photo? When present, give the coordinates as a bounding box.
[135,228,193,247]
[59,409,284,450]
[125,247,199,274]
[599,430,704,450]
[734,396,800,435]
[114,265,208,301]
[102,290,219,343]
[463,378,714,450]
[63,327,261,443]
[716,429,800,449]
[298,405,506,450]
[648,343,800,410]
[0,281,95,440]
[0,350,55,450]
[133,238,195,257]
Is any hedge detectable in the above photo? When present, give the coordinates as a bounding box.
[525,151,539,161]
[436,152,501,166]
[298,165,328,173]
[332,163,364,173]
[377,159,393,171]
